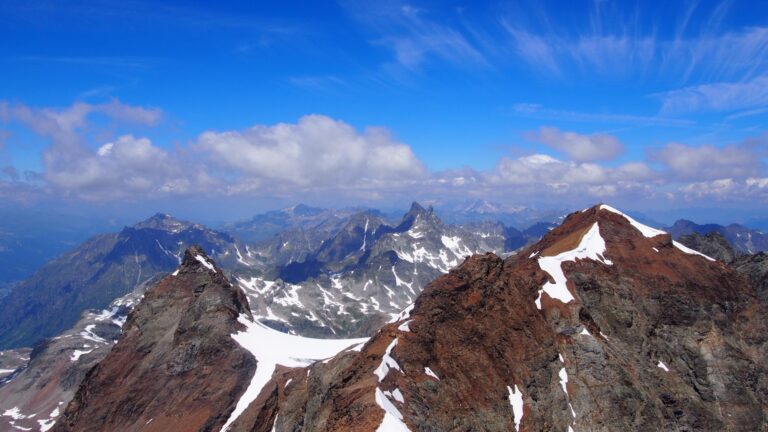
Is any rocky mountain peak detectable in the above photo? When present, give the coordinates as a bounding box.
[397,201,439,232]
[179,245,220,273]
[54,249,255,432]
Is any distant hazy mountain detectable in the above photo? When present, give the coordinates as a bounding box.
[667,219,768,254]
[0,210,126,292]
[220,204,361,242]
[0,285,147,432]
[0,214,255,349]
[434,199,564,229]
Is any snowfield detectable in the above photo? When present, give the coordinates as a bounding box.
[221,315,368,431]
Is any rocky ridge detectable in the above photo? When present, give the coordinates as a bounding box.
[53,246,256,432]
[229,204,768,431]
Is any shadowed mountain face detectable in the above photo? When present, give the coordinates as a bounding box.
[220,204,356,243]
[0,214,251,349]
[229,205,768,431]
[668,219,768,254]
[53,247,255,432]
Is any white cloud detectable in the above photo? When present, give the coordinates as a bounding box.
[197,115,426,189]
[487,153,654,198]
[526,127,624,162]
[654,75,768,114]
[510,103,694,127]
[653,142,762,180]
[2,99,767,209]
[44,135,214,200]
[679,178,740,199]
[676,175,768,202]
[342,2,486,70]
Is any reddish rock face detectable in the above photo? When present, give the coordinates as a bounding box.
[231,205,768,432]
[53,246,256,432]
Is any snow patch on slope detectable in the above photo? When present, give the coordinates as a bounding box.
[672,241,716,262]
[424,367,439,380]
[507,385,524,432]
[194,254,215,271]
[535,223,612,309]
[374,339,402,382]
[375,388,410,431]
[222,315,368,431]
[373,337,411,431]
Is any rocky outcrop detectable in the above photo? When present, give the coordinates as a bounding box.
[676,232,768,302]
[231,205,768,431]
[678,231,740,263]
[53,246,256,432]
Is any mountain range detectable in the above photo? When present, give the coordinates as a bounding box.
[667,219,768,255]
[0,202,541,349]
[1,202,767,431]
[40,204,768,431]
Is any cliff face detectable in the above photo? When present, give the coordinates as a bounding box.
[54,246,256,432]
[231,205,768,431]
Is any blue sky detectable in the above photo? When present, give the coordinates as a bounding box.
[1,0,767,221]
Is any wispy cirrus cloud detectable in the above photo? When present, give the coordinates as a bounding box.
[341,1,487,70]
[509,103,694,127]
[653,75,768,114]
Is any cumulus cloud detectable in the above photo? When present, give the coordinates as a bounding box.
[45,135,215,200]
[525,127,624,162]
[486,154,654,198]
[197,115,426,189]
[653,142,763,181]
[2,99,767,209]
[677,177,768,202]
[0,100,201,200]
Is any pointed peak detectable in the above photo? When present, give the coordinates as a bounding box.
[180,246,218,273]
[404,201,436,220]
[396,201,439,231]
[529,203,716,263]
[407,201,427,216]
